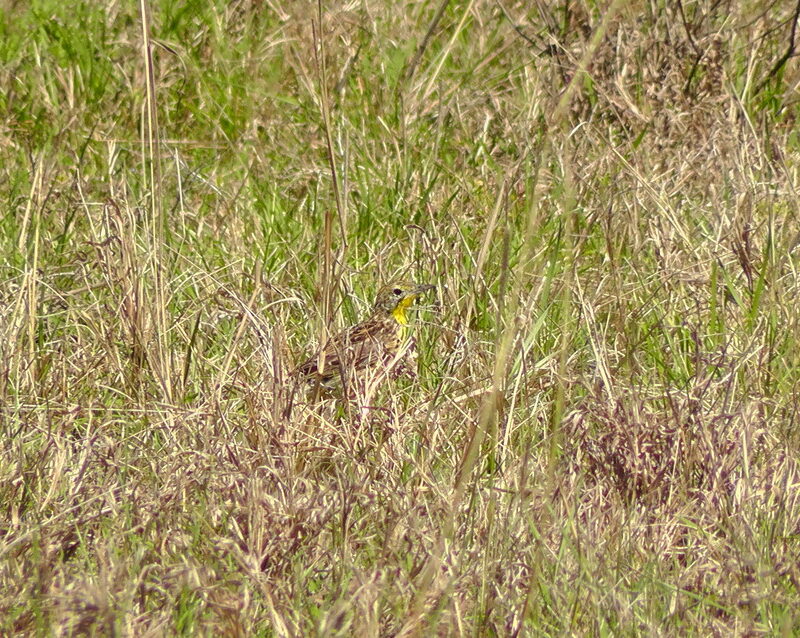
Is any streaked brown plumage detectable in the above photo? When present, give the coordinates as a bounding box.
[293,282,434,393]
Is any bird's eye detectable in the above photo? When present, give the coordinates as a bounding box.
[393,288,402,295]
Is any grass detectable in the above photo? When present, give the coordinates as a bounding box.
[2,0,800,634]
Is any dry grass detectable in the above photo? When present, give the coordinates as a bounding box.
[2,0,800,634]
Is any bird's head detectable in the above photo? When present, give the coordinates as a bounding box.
[372,282,435,324]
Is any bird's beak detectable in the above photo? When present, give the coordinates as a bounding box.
[409,284,435,298]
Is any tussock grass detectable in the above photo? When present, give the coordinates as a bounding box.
[2,0,800,634]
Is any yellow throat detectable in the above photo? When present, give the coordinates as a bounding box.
[391,296,415,325]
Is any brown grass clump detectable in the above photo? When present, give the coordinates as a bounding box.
[561,387,800,631]
[565,390,772,507]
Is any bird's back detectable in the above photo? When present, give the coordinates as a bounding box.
[293,314,404,388]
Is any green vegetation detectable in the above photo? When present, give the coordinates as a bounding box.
[2,0,800,634]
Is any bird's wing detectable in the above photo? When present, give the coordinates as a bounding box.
[293,320,391,379]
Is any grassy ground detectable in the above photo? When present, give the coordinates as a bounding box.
[2,0,800,635]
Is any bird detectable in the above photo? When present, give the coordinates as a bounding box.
[292,282,435,397]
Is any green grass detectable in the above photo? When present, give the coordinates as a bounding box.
[2,0,800,634]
